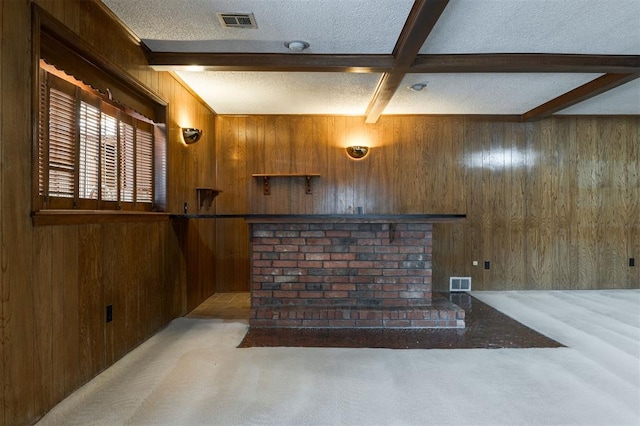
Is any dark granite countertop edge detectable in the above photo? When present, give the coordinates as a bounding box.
[171,214,466,223]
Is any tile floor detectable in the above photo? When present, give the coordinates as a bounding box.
[185,292,251,320]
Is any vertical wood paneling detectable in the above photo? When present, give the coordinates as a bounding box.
[330,116,353,213]
[349,116,374,214]
[490,122,508,290]
[142,223,165,337]
[50,226,66,404]
[61,226,80,396]
[506,122,527,288]
[536,119,554,289]
[102,224,126,362]
[553,119,574,288]
[247,116,265,212]
[0,0,4,418]
[216,218,250,291]
[461,119,484,289]
[2,1,218,424]
[373,117,396,214]
[32,227,53,416]
[186,220,200,312]
[290,116,314,212]
[576,118,599,289]
[78,225,104,383]
[2,0,35,423]
[217,115,638,293]
[311,117,330,213]
[260,116,278,213]
[600,120,624,288]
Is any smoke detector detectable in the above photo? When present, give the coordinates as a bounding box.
[285,41,310,52]
[409,83,428,92]
[217,13,257,28]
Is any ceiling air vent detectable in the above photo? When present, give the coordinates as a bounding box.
[217,13,257,29]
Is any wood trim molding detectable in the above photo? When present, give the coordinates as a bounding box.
[31,210,171,226]
[32,4,168,111]
[522,73,640,121]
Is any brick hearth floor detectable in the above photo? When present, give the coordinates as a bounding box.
[186,292,562,350]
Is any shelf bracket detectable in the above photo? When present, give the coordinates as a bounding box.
[262,176,271,195]
[252,173,320,195]
[196,188,222,210]
[305,176,313,194]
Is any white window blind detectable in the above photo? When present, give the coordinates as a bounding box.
[136,125,154,204]
[38,64,159,211]
[48,87,76,199]
[78,100,100,200]
[120,120,135,203]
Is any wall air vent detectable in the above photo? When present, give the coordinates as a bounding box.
[449,277,472,292]
[217,13,257,29]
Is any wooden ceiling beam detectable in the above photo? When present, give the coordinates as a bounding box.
[365,0,450,124]
[521,73,640,121]
[411,54,640,73]
[146,51,640,74]
[146,51,394,73]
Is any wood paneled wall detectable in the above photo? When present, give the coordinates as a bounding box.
[0,1,216,424]
[215,115,639,292]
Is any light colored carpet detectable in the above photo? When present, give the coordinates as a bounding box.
[37,290,640,426]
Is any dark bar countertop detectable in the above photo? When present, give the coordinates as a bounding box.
[171,214,466,223]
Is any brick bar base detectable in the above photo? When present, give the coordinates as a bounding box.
[249,221,465,329]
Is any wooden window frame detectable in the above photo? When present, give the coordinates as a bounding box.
[31,4,169,225]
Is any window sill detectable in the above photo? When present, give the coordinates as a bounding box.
[31,210,171,226]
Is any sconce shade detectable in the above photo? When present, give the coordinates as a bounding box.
[346,146,369,159]
[182,128,203,144]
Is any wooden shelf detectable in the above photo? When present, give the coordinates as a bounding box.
[252,174,320,195]
[196,188,223,210]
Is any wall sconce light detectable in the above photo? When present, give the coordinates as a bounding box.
[182,128,203,144]
[346,146,369,159]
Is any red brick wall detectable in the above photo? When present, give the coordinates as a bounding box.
[248,221,463,328]
[252,222,432,306]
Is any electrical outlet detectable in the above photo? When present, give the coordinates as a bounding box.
[472,260,478,266]
[484,261,490,270]
[106,305,113,323]
[630,258,635,267]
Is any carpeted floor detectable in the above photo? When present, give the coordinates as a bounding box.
[37,290,640,426]
[239,293,564,349]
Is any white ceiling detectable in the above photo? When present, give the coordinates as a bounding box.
[420,0,640,55]
[102,0,640,117]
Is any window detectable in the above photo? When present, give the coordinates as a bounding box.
[37,62,160,211]
[32,5,168,218]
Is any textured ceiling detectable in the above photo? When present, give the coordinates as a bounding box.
[102,0,640,118]
[177,71,382,115]
[421,0,640,55]
[385,73,602,115]
[104,0,414,53]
